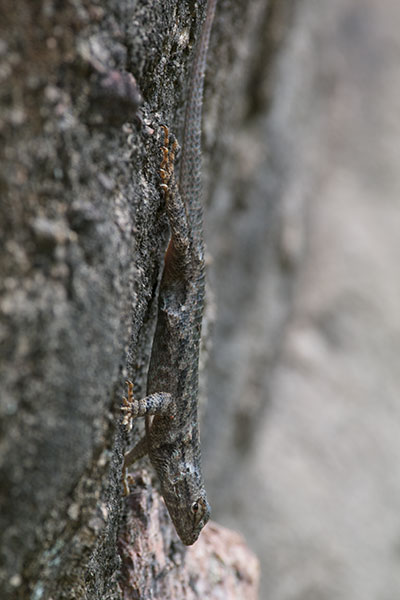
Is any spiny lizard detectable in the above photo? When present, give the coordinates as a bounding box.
[121,0,216,545]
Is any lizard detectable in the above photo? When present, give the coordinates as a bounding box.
[121,0,216,546]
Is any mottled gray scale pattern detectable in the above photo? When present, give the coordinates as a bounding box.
[122,0,216,545]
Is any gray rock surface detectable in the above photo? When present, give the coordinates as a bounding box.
[3,0,397,597]
[203,0,400,597]
[0,0,276,597]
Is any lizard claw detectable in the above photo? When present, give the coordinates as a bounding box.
[120,380,136,431]
[122,469,134,496]
[121,396,131,408]
[159,125,180,198]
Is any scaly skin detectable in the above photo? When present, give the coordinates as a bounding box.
[121,0,216,545]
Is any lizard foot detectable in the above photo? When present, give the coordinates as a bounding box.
[121,379,137,432]
[122,469,135,496]
[159,124,179,199]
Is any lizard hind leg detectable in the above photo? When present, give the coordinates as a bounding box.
[159,125,178,192]
[159,125,191,266]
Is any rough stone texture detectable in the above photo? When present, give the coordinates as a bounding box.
[0,0,280,598]
[203,0,400,598]
[8,0,396,597]
[118,470,259,599]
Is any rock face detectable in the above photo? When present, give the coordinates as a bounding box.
[0,0,270,597]
[2,0,398,597]
[203,0,400,598]
[119,472,259,600]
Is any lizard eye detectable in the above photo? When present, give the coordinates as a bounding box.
[190,498,210,529]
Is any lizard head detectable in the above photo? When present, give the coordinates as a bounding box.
[158,460,211,545]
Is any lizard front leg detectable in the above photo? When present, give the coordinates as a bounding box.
[121,379,173,430]
[121,379,173,494]
[121,435,148,496]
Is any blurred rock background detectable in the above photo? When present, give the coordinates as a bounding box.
[203,0,400,597]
